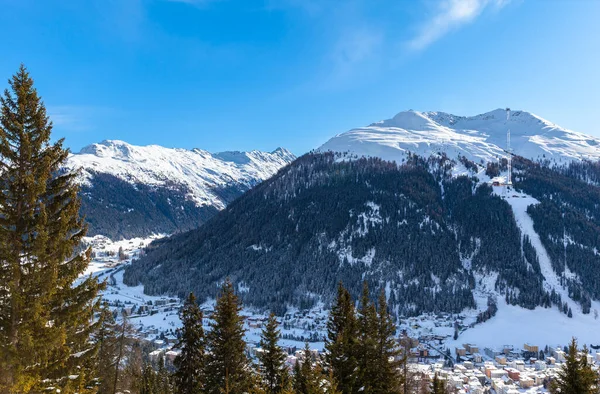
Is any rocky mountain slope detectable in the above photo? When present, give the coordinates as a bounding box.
[67,140,295,239]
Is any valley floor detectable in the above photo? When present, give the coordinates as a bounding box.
[87,229,600,357]
[82,229,600,393]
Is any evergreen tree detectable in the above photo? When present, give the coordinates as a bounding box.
[205,279,252,394]
[112,311,137,393]
[294,343,323,394]
[173,293,206,394]
[417,373,430,394]
[0,65,103,392]
[355,282,379,394]
[121,340,145,393]
[293,359,304,394]
[118,246,128,261]
[550,338,598,394]
[431,373,445,394]
[95,303,119,394]
[141,363,157,394]
[399,337,416,394]
[324,282,358,394]
[373,290,403,393]
[324,369,342,394]
[579,345,598,393]
[156,354,174,394]
[257,313,289,394]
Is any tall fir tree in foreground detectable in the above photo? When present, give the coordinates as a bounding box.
[355,282,380,394]
[173,292,206,394]
[95,303,119,394]
[0,65,103,393]
[325,282,403,394]
[550,337,598,394]
[373,290,403,394]
[205,279,253,394]
[431,373,445,394]
[293,343,324,394]
[257,313,290,394]
[324,282,358,394]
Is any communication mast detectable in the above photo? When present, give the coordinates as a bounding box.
[506,108,512,187]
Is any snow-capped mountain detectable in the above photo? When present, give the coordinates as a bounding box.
[319,109,600,164]
[68,140,295,209]
[126,151,600,346]
[67,140,295,239]
[124,110,600,346]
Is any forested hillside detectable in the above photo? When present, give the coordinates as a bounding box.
[123,152,598,317]
[79,171,242,239]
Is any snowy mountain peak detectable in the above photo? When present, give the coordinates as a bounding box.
[79,139,137,158]
[271,147,296,160]
[370,110,439,130]
[68,141,296,209]
[319,109,600,164]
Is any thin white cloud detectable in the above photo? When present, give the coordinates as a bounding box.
[331,27,384,77]
[264,0,327,15]
[48,105,117,133]
[408,0,510,50]
[163,0,221,6]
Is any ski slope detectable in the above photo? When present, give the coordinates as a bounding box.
[446,187,600,349]
[497,188,579,314]
[449,296,600,350]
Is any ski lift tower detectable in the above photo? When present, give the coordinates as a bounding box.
[506,108,512,187]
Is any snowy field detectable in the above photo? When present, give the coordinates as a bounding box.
[84,235,327,351]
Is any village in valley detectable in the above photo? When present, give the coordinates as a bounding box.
[86,235,600,394]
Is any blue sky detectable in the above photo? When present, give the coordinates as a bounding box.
[1,0,599,155]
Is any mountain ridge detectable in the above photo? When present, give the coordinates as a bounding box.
[319,108,600,165]
[69,139,295,209]
[67,139,296,239]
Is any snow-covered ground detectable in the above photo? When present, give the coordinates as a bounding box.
[495,188,579,312]
[84,234,326,350]
[448,296,600,350]
[67,140,295,209]
[396,181,600,352]
[83,234,182,336]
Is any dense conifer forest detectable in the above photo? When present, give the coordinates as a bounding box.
[124,151,600,317]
